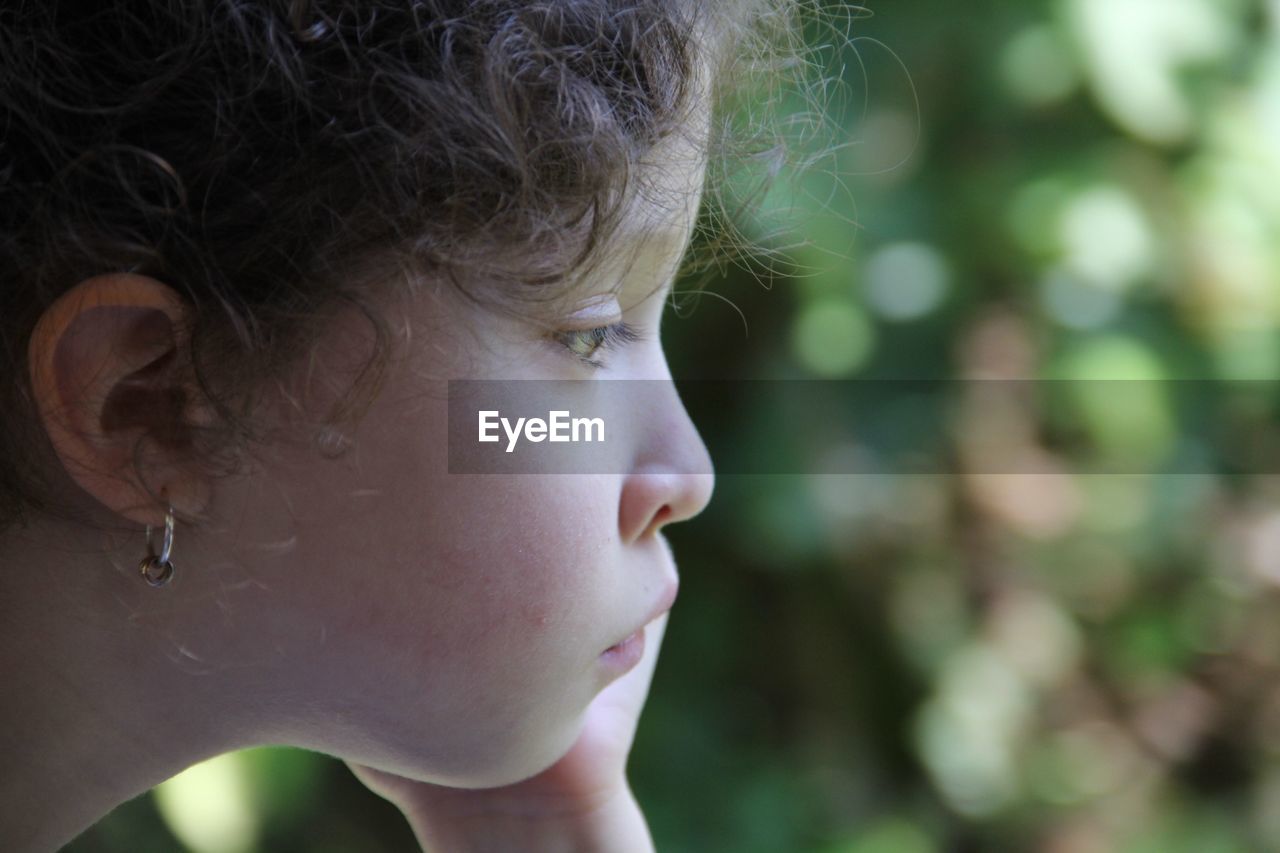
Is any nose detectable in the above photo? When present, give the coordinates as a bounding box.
[618,382,715,544]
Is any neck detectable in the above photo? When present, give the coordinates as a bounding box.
[0,517,258,850]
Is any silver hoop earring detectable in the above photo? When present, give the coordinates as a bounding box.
[140,505,176,588]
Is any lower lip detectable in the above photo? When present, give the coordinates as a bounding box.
[600,627,646,675]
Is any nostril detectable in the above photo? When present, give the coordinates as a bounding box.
[648,505,672,535]
[621,470,710,543]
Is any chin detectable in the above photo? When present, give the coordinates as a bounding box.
[462,711,588,789]
[362,691,592,790]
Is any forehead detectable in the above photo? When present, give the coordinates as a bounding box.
[598,177,706,309]
[601,100,712,299]
[475,70,714,316]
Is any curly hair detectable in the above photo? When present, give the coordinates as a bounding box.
[0,0,836,532]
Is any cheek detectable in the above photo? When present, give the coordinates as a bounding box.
[335,398,619,654]
[274,337,622,661]
[412,476,619,653]
[271,460,620,732]
[233,340,632,779]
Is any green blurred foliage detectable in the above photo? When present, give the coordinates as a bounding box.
[70,0,1280,850]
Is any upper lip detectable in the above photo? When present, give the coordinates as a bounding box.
[605,577,679,651]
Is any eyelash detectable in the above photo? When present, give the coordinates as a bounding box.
[552,321,643,368]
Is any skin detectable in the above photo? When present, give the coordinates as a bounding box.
[0,96,714,850]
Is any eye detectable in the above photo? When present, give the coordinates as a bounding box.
[552,321,642,368]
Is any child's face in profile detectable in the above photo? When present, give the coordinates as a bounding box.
[200,110,715,787]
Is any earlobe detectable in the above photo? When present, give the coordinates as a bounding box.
[27,273,211,527]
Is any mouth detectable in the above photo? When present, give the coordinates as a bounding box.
[601,577,679,656]
[600,626,647,674]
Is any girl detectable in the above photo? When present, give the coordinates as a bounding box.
[0,1,808,849]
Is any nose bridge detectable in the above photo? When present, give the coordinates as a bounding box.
[653,378,714,480]
[617,377,715,542]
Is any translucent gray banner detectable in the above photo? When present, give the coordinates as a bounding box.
[446,380,1280,474]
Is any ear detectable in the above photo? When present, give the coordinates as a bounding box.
[27,273,213,528]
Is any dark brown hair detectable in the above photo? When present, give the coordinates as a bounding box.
[0,0,838,532]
